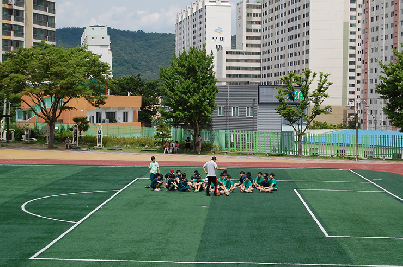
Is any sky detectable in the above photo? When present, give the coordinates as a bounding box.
[56,0,237,34]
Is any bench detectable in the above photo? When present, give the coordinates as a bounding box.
[70,145,82,149]
[266,152,284,156]
[212,150,229,155]
[141,148,157,152]
[107,147,123,150]
[238,151,255,155]
[88,146,102,150]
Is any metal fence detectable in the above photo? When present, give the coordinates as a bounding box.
[15,123,403,159]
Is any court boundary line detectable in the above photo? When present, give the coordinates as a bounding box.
[29,257,403,266]
[30,178,140,260]
[295,185,403,240]
[349,169,403,202]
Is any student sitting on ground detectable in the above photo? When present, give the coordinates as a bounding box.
[223,175,235,196]
[175,170,182,184]
[166,173,177,191]
[240,173,254,193]
[192,173,205,193]
[164,169,175,188]
[190,170,199,182]
[150,173,163,191]
[178,174,191,192]
[258,174,271,192]
[234,171,246,188]
[253,172,264,188]
[218,172,227,195]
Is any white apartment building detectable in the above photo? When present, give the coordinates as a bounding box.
[261,0,363,125]
[175,0,231,72]
[81,25,113,75]
[216,0,262,85]
[360,0,400,131]
[1,0,56,61]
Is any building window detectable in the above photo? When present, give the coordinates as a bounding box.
[246,107,254,117]
[231,107,239,117]
[217,106,224,116]
[105,112,116,123]
[123,111,128,122]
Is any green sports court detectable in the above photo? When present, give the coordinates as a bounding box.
[1,162,402,266]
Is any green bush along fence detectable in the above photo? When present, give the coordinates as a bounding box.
[15,123,403,159]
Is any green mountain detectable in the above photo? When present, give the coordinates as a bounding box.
[56,27,175,80]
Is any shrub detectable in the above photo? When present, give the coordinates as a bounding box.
[102,136,157,148]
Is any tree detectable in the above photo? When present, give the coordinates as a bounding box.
[108,74,160,125]
[72,116,90,136]
[376,45,403,131]
[153,118,171,148]
[275,69,332,156]
[159,46,217,151]
[0,41,111,148]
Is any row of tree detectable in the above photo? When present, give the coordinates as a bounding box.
[0,41,402,154]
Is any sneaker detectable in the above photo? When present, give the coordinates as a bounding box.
[206,194,211,196]
[195,189,199,193]
[145,185,151,188]
[154,188,161,191]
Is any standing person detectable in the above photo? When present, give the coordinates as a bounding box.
[163,141,170,154]
[146,156,160,188]
[185,137,191,153]
[203,156,227,196]
[196,135,202,154]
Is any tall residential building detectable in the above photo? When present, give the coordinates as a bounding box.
[1,0,56,61]
[360,0,399,131]
[175,0,231,72]
[216,0,262,85]
[81,25,113,75]
[261,0,363,125]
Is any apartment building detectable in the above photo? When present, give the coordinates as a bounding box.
[1,0,56,61]
[216,0,262,85]
[81,25,113,75]
[175,0,231,72]
[261,0,363,125]
[360,0,400,131]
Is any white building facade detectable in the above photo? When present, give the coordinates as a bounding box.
[175,0,231,72]
[81,25,113,76]
[360,0,400,131]
[216,0,262,85]
[261,0,363,125]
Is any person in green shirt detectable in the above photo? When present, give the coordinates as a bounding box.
[253,172,263,187]
[192,174,205,192]
[260,173,278,192]
[146,156,160,188]
[240,173,254,193]
[223,175,234,196]
[268,173,278,192]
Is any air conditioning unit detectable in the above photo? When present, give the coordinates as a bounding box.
[8,0,14,5]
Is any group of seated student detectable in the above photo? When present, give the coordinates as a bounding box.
[149,169,278,195]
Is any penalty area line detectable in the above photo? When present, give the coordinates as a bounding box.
[30,258,403,267]
[30,178,140,260]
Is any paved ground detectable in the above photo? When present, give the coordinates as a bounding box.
[1,147,403,175]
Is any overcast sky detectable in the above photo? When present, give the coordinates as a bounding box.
[56,0,237,34]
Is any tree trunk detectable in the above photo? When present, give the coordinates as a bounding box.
[192,127,198,153]
[297,133,303,156]
[48,120,55,149]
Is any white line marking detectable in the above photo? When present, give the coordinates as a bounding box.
[31,258,403,266]
[295,189,403,240]
[294,189,329,237]
[30,179,139,259]
[299,189,383,193]
[21,190,116,224]
[349,170,403,202]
